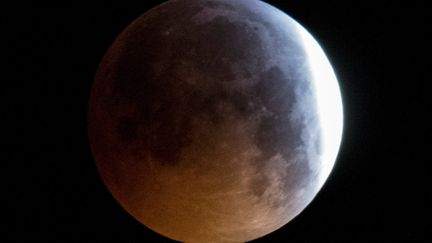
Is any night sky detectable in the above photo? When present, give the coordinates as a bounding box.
[5,1,429,242]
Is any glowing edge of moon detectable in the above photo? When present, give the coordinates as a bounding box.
[260,0,343,191]
[296,23,344,187]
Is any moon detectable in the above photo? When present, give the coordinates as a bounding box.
[88,0,343,242]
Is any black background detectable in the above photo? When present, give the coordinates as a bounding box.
[5,1,429,242]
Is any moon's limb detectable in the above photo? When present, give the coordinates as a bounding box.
[88,0,343,242]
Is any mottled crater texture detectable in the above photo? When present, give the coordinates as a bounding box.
[88,0,336,242]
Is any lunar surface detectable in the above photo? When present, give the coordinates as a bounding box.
[88,0,343,242]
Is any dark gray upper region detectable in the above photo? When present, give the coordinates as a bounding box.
[90,0,322,241]
[100,0,320,201]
